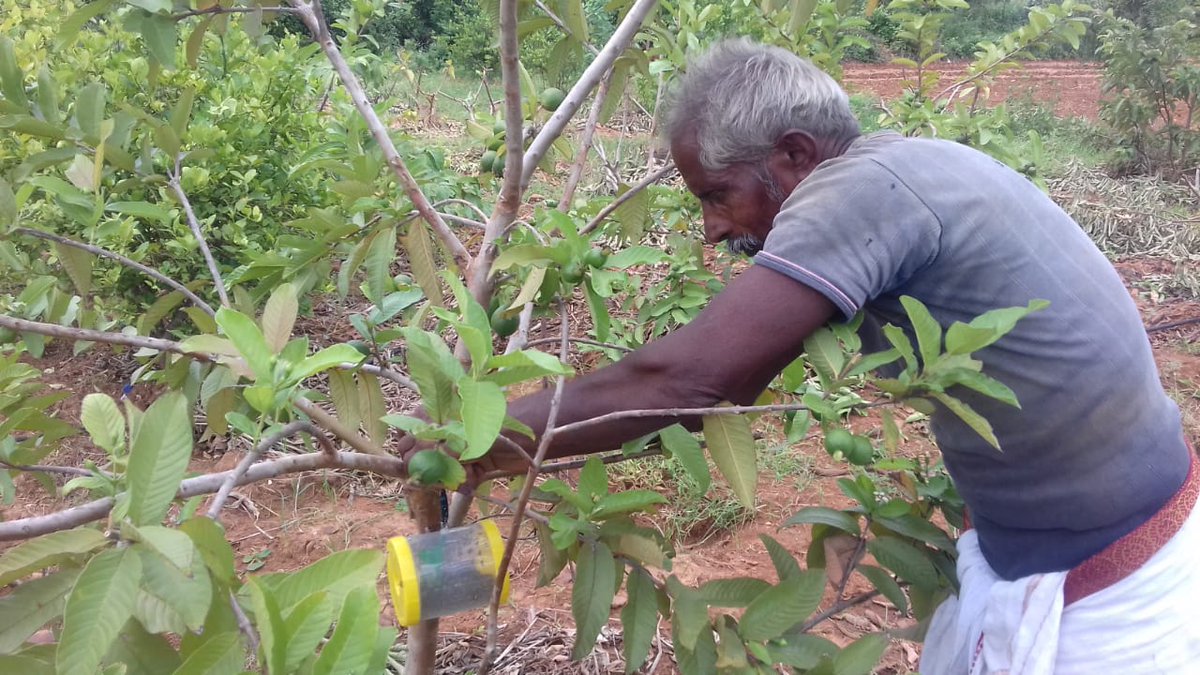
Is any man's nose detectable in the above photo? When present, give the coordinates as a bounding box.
[702,209,731,244]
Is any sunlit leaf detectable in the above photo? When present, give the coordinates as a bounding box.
[81,393,124,454]
[0,567,79,653]
[702,412,756,508]
[126,392,193,525]
[57,548,141,675]
[0,528,109,586]
[261,282,298,354]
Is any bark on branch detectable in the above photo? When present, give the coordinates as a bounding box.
[0,450,407,541]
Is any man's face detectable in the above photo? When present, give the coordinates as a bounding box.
[671,131,792,256]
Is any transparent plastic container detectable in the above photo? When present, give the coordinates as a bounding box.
[386,520,511,627]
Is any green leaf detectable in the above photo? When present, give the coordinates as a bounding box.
[127,524,195,570]
[171,631,242,675]
[0,178,15,230]
[591,491,666,520]
[883,325,917,374]
[847,347,903,378]
[621,567,657,673]
[932,391,1000,449]
[856,565,907,614]
[312,584,379,675]
[675,619,717,675]
[768,634,839,669]
[126,392,192,525]
[805,327,846,383]
[667,576,707,651]
[363,225,395,305]
[81,393,124,454]
[0,568,80,653]
[942,369,1020,408]
[132,546,211,634]
[36,66,58,126]
[258,549,383,613]
[457,378,507,461]
[738,571,824,641]
[702,412,756,508]
[577,456,607,502]
[359,373,387,446]
[606,245,664,269]
[0,37,27,108]
[833,633,888,675]
[169,88,194,139]
[244,580,286,674]
[215,308,272,380]
[613,186,650,241]
[58,0,120,49]
[785,507,861,536]
[760,534,801,583]
[0,528,109,586]
[327,370,361,434]
[535,522,569,586]
[179,517,236,586]
[583,276,611,343]
[261,282,298,354]
[403,220,443,307]
[106,618,182,675]
[57,548,141,675]
[74,82,105,141]
[866,537,938,591]
[282,592,333,673]
[899,296,942,368]
[571,540,616,660]
[873,514,955,552]
[138,291,184,336]
[141,14,177,70]
[402,329,461,423]
[697,577,770,607]
[658,424,710,493]
[290,345,365,382]
[789,0,820,33]
[945,300,1049,354]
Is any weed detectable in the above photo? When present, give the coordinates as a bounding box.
[243,549,272,571]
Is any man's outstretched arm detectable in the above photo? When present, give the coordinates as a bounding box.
[498,264,836,464]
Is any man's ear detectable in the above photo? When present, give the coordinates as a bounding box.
[767,130,820,191]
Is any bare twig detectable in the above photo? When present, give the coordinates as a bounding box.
[559,66,616,211]
[1146,316,1200,332]
[519,0,660,193]
[551,401,813,437]
[579,163,676,236]
[173,5,296,18]
[359,363,417,391]
[229,589,261,655]
[0,450,407,541]
[798,590,881,633]
[537,448,662,474]
[475,493,552,526]
[0,459,97,478]
[0,315,213,360]
[288,0,471,273]
[478,302,571,675]
[167,166,231,308]
[534,0,600,56]
[206,421,329,520]
[293,397,386,456]
[524,336,633,353]
[13,228,216,317]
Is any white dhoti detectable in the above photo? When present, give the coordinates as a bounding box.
[920,479,1200,674]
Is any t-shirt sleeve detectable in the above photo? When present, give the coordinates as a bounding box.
[753,157,943,320]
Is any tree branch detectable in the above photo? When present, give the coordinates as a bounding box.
[550,401,812,437]
[519,0,659,193]
[206,420,330,520]
[167,167,231,308]
[523,336,632,353]
[288,0,471,273]
[798,590,881,633]
[172,6,296,18]
[0,314,213,360]
[559,65,616,211]
[478,301,570,675]
[579,162,675,236]
[13,228,216,317]
[0,450,407,542]
[0,459,98,478]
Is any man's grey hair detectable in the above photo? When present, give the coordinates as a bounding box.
[664,38,860,172]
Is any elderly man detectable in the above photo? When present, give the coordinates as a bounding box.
[439,39,1198,671]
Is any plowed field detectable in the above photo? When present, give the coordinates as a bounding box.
[844,60,1104,119]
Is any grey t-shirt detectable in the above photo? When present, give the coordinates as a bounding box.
[755,132,1190,580]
